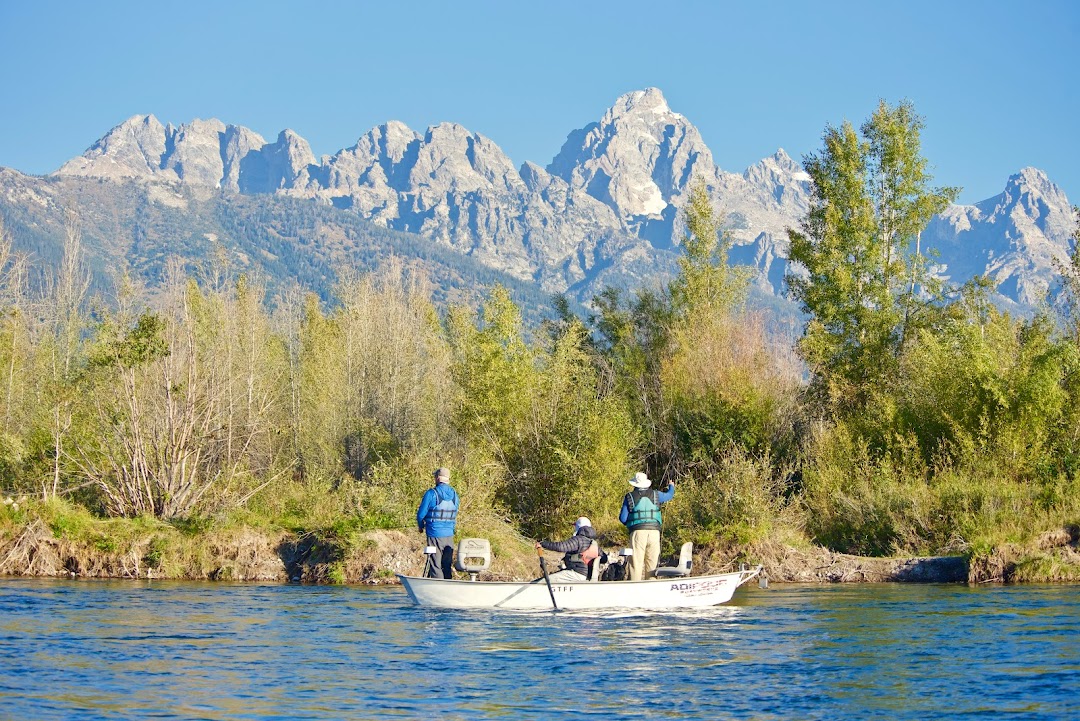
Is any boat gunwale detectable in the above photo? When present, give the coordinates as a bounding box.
[396,566,761,588]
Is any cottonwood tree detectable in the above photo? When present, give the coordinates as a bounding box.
[0,218,31,491]
[0,218,29,428]
[669,180,750,316]
[787,100,958,413]
[333,261,452,478]
[75,262,288,518]
[44,209,91,499]
[660,181,802,547]
[449,285,636,536]
[206,271,289,507]
[272,281,307,478]
[291,261,452,484]
[1052,207,1080,466]
[595,181,757,473]
[1054,206,1080,346]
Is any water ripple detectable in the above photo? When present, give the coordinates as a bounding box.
[0,579,1078,719]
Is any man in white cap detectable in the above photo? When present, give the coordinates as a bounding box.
[535,516,600,582]
[416,467,459,578]
[619,471,675,580]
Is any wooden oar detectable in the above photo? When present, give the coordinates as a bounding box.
[537,546,558,610]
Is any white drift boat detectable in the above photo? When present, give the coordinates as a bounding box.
[398,538,763,610]
[398,568,762,610]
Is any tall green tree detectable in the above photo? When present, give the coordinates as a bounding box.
[44,210,91,499]
[1053,206,1080,473]
[787,100,959,413]
[594,181,754,476]
[449,285,637,536]
[1055,206,1080,346]
[0,217,31,491]
[669,181,750,316]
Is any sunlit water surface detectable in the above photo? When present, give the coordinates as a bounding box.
[1,579,1077,719]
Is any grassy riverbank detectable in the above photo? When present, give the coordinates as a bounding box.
[3,497,1077,585]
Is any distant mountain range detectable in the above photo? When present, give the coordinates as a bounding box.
[1,88,1075,322]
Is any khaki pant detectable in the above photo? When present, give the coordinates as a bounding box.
[628,529,661,581]
[546,569,587,582]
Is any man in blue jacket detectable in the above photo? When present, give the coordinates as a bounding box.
[619,471,675,580]
[417,467,459,579]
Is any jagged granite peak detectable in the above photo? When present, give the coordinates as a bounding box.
[518,161,551,192]
[512,161,638,292]
[718,148,812,228]
[515,161,618,224]
[298,120,635,290]
[221,124,271,191]
[376,120,423,165]
[406,122,525,195]
[742,149,810,191]
[163,118,227,187]
[319,121,422,195]
[278,130,317,177]
[238,129,316,194]
[713,147,813,290]
[320,120,525,197]
[39,98,1074,319]
[548,87,718,235]
[1011,166,1064,199]
[925,167,1075,307]
[56,114,170,179]
[55,115,272,190]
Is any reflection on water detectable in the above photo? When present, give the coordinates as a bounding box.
[1,579,1078,720]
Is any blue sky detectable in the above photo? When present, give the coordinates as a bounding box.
[0,0,1076,205]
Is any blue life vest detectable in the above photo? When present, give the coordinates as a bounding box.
[625,489,662,531]
[426,484,458,525]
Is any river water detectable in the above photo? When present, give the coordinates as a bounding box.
[1,579,1077,720]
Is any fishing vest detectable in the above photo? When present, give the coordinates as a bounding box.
[624,489,662,531]
[564,539,599,576]
[425,485,458,525]
[566,540,599,568]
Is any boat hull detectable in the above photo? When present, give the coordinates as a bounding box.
[397,567,761,610]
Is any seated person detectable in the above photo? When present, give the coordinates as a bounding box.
[535,517,599,582]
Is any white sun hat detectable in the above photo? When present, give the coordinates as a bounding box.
[629,472,651,489]
[574,516,592,531]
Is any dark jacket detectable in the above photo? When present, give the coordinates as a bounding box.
[540,526,598,576]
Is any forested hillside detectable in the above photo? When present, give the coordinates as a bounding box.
[0,169,559,320]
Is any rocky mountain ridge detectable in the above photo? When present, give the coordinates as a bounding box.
[32,88,1080,312]
[925,166,1076,309]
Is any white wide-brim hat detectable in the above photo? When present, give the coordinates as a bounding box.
[629,472,651,489]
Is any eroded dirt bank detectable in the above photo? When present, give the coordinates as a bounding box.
[2,514,1077,584]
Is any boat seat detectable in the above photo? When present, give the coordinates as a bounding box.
[654,542,693,578]
[454,538,491,579]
